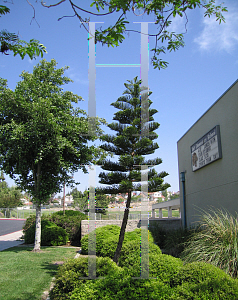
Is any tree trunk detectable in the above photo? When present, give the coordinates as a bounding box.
[33,202,41,252]
[63,181,65,215]
[113,190,131,264]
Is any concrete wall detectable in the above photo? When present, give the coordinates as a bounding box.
[149,218,182,231]
[177,79,238,228]
[81,218,181,238]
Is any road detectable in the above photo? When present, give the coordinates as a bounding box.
[0,219,26,236]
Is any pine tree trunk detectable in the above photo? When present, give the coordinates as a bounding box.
[113,190,131,264]
[33,202,41,252]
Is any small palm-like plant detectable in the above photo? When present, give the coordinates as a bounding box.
[181,208,238,278]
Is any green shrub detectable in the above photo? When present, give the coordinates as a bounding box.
[70,277,172,300]
[100,228,158,259]
[118,238,161,267]
[80,225,121,255]
[50,256,123,300]
[23,215,51,244]
[41,224,68,246]
[52,260,238,300]
[53,210,86,217]
[99,235,118,258]
[181,209,238,278]
[163,226,200,258]
[23,209,87,246]
[118,239,182,279]
[149,221,167,248]
[170,262,238,299]
[149,254,183,282]
[48,210,88,246]
[23,215,68,246]
[81,226,158,259]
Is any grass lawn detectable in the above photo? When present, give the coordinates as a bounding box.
[0,246,79,300]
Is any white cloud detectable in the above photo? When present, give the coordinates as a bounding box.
[28,58,34,64]
[194,5,238,53]
[65,68,89,85]
[169,15,189,34]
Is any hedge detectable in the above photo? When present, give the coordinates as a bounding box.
[48,210,88,246]
[50,229,238,300]
[49,256,123,300]
[63,261,238,300]
[170,262,238,299]
[81,226,159,258]
[70,277,171,300]
[23,210,88,246]
[80,225,121,255]
[23,215,68,246]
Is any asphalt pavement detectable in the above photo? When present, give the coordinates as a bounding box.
[0,219,26,251]
[0,219,26,235]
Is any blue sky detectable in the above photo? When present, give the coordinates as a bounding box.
[1,0,238,197]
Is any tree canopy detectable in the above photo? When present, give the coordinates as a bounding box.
[0,59,102,201]
[0,59,104,250]
[0,4,46,59]
[71,187,110,214]
[40,0,227,69]
[0,171,22,208]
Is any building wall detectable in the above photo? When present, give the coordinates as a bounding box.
[177,79,238,228]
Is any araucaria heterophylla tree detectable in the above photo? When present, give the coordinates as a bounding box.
[97,77,170,263]
[0,59,104,252]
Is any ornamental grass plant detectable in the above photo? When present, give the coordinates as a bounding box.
[181,208,238,278]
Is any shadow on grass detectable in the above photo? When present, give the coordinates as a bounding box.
[11,292,42,300]
[1,246,71,300]
[2,245,62,253]
[2,246,34,253]
[40,261,61,277]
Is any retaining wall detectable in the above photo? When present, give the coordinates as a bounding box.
[81,218,181,238]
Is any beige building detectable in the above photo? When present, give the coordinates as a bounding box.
[177,79,238,228]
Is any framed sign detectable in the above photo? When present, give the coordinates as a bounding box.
[191,125,222,172]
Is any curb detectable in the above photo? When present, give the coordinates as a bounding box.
[0,218,26,220]
[0,230,23,238]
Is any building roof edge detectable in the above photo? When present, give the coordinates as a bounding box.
[177,78,238,143]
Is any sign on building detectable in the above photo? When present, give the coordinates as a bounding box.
[191,125,222,171]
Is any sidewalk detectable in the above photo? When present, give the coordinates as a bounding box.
[0,230,24,251]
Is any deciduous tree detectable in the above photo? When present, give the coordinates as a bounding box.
[0,172,22,208]
[72,187,110,214]
[40,0,227,69]
[0,59,103,251]
[0,185,22,208]
[0,4,46,59]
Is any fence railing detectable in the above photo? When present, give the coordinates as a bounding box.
[0,206,56,219]
[0,204,181,219]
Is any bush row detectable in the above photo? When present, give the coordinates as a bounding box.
[149,209,238,279]
[23,215,68,246]
[48,210,88,246]
[50,256,238,300]
[23,210,88,246]
[49,224,238,299]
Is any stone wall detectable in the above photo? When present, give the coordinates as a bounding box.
[81,218,181,238]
